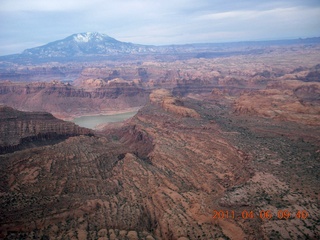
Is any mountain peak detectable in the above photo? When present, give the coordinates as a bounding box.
[18,32,157,59]
[71,32,114,43]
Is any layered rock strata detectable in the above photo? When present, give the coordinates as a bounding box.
[0,105,91,153]
[0,81,147,119]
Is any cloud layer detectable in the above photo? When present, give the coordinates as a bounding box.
[0,0,319,55]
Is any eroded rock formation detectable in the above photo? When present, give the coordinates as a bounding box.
[1,88,320,239]
[234,81,320,125]
[0,81,147,119]
[149,89,200,118]
[0,105,91,153]
[0,98,254,239]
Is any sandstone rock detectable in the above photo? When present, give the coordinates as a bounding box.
[126,231,138,240]
[118,230,127,238]
[145,235,155,240]
[0,81,148,119]
[98,229,108,237]
[0,105,92,153]
[234,81,320,125]
[149,89,172,104]
[149,89,200,118]
[109,229,117,240]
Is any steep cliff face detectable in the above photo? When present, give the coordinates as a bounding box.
[0,81,148,119]
[0,105,91,153]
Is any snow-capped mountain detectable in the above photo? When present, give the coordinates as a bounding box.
[2,33,319,64]
[22,32,159,58]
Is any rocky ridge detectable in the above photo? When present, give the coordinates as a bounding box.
[149,89,200,118]
[0,105,91,153]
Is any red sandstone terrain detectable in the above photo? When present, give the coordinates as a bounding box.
[0,42,320,239]
[0,80,147,119]
[0,105,92,153]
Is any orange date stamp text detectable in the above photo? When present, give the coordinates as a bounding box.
[212,209,308,220]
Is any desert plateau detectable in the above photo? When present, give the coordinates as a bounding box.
[0,32,319,240]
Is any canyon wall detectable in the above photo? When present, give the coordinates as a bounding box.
[0,80,148,119]
[0,105,91,153]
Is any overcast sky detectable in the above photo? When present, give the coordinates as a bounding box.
[0,0,319,55]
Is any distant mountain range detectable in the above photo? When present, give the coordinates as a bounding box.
[1,32,320,63]
[22,32,160,57]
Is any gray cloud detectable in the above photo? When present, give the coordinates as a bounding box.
[0,0,319,55]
